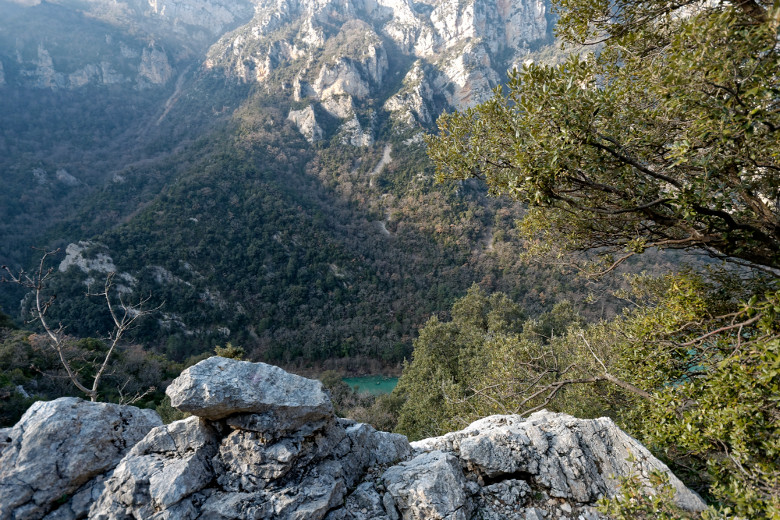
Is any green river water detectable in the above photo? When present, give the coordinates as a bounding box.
[342,375,398,395]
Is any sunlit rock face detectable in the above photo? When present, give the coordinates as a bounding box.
[0,358,705,520]
[1,0,548,143]
[288,105,325,142]
[201,0,549,140]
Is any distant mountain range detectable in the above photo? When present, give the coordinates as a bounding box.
[1,0,618,366]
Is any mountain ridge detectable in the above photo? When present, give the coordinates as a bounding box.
[0,0,602,366]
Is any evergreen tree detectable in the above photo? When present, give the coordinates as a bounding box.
[424,0,780,514]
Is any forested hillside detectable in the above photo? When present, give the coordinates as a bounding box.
[23,88,606,365]
[0,0,629,368]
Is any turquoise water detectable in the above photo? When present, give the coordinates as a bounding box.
[342,375,398,395]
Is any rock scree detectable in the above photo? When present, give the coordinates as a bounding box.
[0,357,706,519]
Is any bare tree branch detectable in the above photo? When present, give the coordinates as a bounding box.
[3,249,159,402]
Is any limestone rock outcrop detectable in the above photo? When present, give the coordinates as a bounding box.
[4,0,550,140]
[90,358,411,519]
[4,0,549,127]
[0,358,707,520]
[0,398,162,520]
[53,0,254,48]
[13,38,178,90]
[138,47,174,86]
[383,450,472,520]
[405,412,708,519]
[287,105,325,143]
[202,0,550,141]
[383,61,438,126]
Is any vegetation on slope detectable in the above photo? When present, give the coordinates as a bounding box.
[415,0,780,515]
[18,77,644,370]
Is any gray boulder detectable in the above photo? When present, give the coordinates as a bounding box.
[90,358,410,519]
[335,421,412,485]
[323,410,707,520]
[166,356,333,424]
[89,416,221,519]
[412,411,707,516]
[0,397,161,520]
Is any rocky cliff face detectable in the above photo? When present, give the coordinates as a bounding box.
[1,0,547,143]
[0,358,706,520]
[0,0,254,91]
[0,3,181,90]
[204,0,549,142]
[1,0,546,98]
[6,0,254,49]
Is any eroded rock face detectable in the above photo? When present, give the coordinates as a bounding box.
[138,47,173,85]
[89,416,221,519]
[407,412,708,519]
[383,451,472,520]
[202,0,550,142]
[0,360,707,520]
[89,414,410,519]
[0,397,161,520]
[288,105,325,143]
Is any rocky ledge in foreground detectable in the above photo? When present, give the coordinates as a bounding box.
[0,398,162,520]
[0,357,706,520]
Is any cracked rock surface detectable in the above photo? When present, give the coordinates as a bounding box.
[0,397,161,520]
[383,450,472,520]
[335,411,707,520]
[406,412,708,519]
[0,358,706,519]
[89,357,411,519]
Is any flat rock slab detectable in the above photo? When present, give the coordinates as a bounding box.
[0,397,161,520]
[166,356,333,422]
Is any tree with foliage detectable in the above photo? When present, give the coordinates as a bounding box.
[395,285,597,439]
[428,0,779,276]
[576,270,780,517]
[424,0,780,515]
[396,273,780,516]
[214,342,246,360]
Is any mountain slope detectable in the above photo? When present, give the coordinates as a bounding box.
[1,0,596,366]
